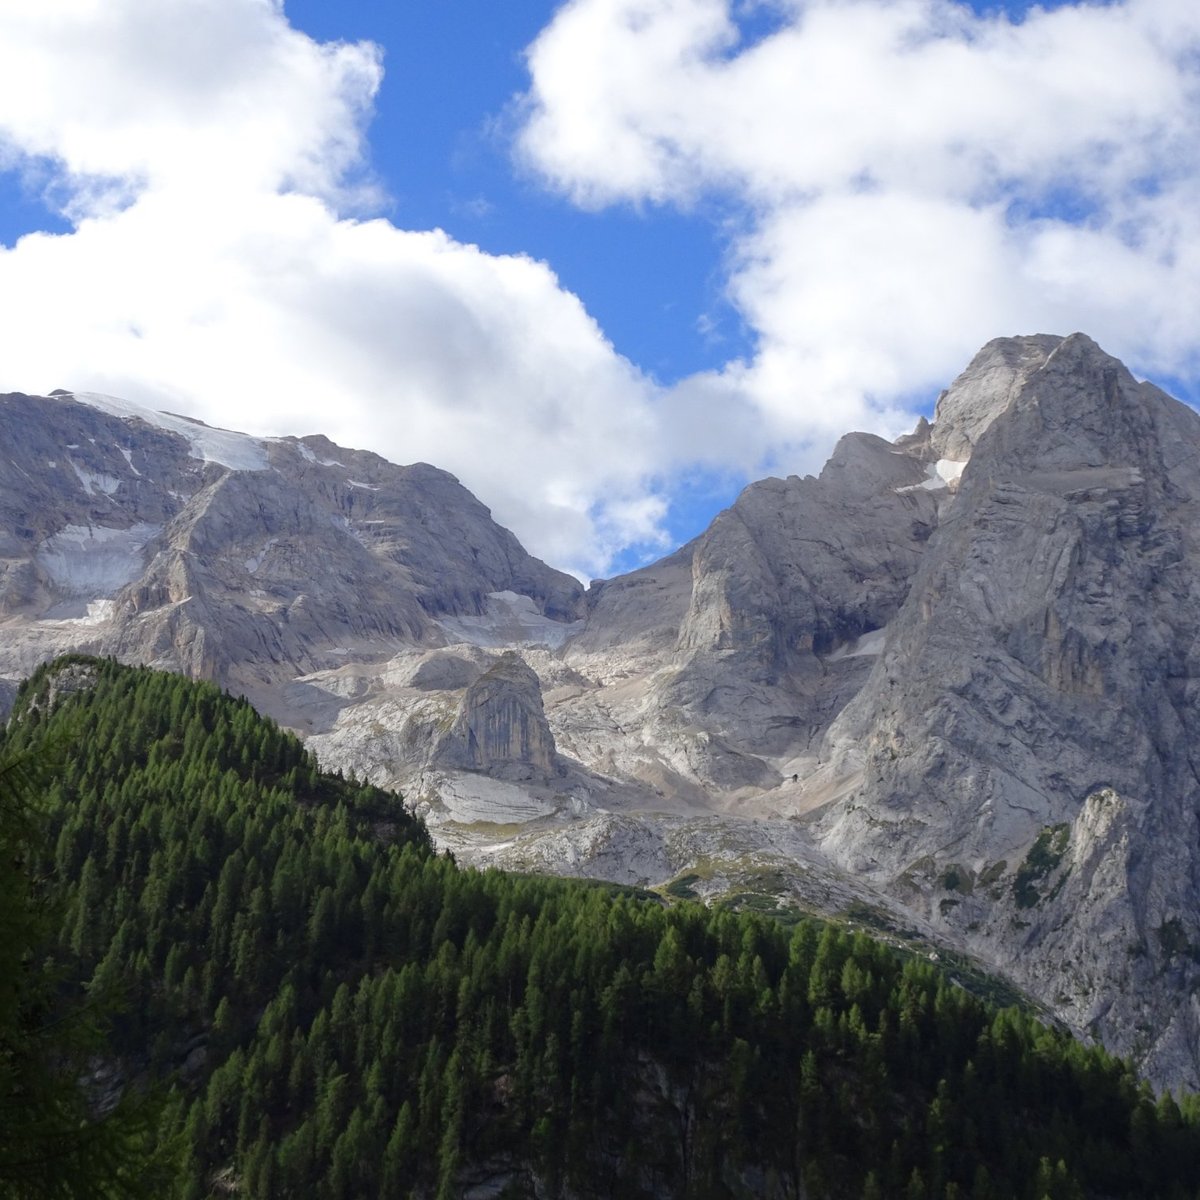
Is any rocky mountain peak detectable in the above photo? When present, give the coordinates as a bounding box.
[930,333,1063,461]
[970,332,1161,474]
[0,389,583,695]
[432,650,559,781]
[810,331,1200,1088]
[817,431,926,499]
[14,336,1200,1093]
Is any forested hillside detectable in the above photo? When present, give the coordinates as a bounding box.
[4,657,1200,1199]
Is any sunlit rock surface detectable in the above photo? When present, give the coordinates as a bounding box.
[9,334,1200,1089]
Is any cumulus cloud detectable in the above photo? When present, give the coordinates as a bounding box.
[0,191,676,572]
[519,0,1200,424]
[5,1,1200,581]
[0,0,381,206]
[0,0,689,578]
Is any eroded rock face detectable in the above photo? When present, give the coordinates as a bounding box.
[562,425,944,795]
[928,334,1062,460]
[14,338,1200,1091]
[432,651,559,781]
[812,333,1200,1087]
[0,390,583,701]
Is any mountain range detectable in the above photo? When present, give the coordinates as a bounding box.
[4,331,1198,1091]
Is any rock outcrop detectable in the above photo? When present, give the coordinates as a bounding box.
[0,390,583,699]
[433,651,560,781]
[11,336,1200,1091]
[811,333,1200,1087]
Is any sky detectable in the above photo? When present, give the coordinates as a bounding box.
[1,0,1199,580]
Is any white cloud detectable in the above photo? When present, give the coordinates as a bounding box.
[521,0,1198,202]
[5,0,1200,583]
[0,191,677,577]
[0,0,381,205]
[518,0,1200,427]
[0,0,698,579]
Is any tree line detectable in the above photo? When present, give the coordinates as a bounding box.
[2,655,1200,1198]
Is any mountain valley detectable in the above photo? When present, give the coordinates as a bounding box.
[4,331,1199,1092]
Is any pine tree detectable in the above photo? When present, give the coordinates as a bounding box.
[0,742,175,1196]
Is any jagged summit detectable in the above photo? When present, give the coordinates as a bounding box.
[928,333,1064,460]
[811,331,1200,1087]
[9,335,1200,1090]
[0,388,582,694]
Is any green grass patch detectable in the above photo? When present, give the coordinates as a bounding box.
[1013,824,1069,909]
[663,873,702,900]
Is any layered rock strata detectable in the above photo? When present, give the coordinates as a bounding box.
[433,651,561,781]
[9,336,1200,1089]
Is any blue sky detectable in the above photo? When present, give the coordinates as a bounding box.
[276,0,1066,388]
[275,0,757,563]
[280,2,755,379]
[0,0,1198,578]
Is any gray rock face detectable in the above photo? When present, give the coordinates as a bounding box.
[433,651,560,781]
[677,433,937,671]
[929,334,1062,460]
[13,338,1200,1091]
[564,427,942,796]
[813,333,1200,1087]
[572,545,695,659]
[0,390,583,700]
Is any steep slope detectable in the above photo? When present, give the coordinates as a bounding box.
[0,389,582,699]
[7,655,1200,1200]
[538,426,946,810]
[11,339,1200,1091]
[811,333,1200,1087]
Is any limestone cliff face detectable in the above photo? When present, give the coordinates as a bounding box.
[813,333,1200,1087]
[15,339,1200,1092]
[0,390,583,695]
[676,431,938,670]
[546,331,1200,1089]
[569,422,945,793]
[928,334,1062,460]
[433,651,559,781]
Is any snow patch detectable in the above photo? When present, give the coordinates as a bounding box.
[438,590,584,650]
[934,458,966,485]
[243,538,279,575]
[119,446,141,476]
[68,392,269,471]
[427,771,562,825]
[346,479,378,490]
[53,599,116,626]
[69,461,120,496]
[896,458,966,494]
[827,627,888,660]
[37,522,159,601]
[296,442,342,467]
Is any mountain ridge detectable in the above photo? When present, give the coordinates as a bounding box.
[10,653,1194,1198]
[6,332,1200,1089]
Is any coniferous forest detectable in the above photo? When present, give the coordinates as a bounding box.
[5,656,1200,1199]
